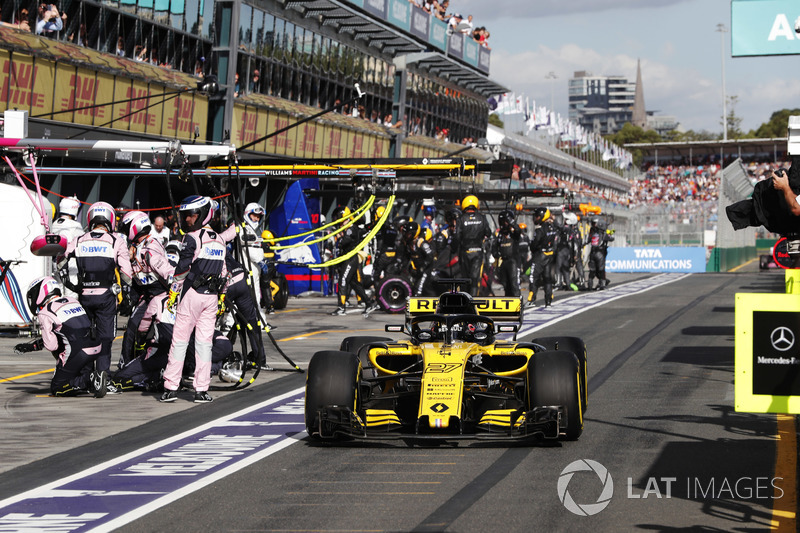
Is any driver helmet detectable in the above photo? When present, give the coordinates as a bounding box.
[26,276,62,316]
[244,202,265,231]
[58,196,81,220]
[87,201,116,232]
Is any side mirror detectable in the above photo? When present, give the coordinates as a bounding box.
[385,325,404,333]
[495,324,518,333]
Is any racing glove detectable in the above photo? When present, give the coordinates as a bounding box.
[14,337,44,354]
[217,294,226,316]
[167,290,180,313]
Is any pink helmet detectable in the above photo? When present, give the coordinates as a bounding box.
[26,276,62,315]
[128,212,152,241]
[87,201,116,232]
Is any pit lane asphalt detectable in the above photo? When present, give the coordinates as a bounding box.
[1,266,797,532]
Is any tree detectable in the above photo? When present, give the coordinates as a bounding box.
[606,122,661,146]
[488,114,504,128]
[752,108,800,138]
[722,95,745,139]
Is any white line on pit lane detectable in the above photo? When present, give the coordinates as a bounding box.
[0,386,307,531]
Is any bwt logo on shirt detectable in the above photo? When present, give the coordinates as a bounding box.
[80,245,109,254]
[204,248,224,257]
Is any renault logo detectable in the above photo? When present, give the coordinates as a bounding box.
[770,326,795,352]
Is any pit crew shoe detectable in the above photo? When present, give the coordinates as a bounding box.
[159,390,178,403]
[106,382,122,395]
[363,302,380,317]
[330,307,346,316]
[194,391,213,403]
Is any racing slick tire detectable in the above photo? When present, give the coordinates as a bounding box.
[531,336,588,413]
[377,276,413,313]
[340,336,393,378]
[527,350,583,441]
[272,273,289,310]
[305,350,361,440]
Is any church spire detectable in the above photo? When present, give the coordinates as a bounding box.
[632,58,647,129]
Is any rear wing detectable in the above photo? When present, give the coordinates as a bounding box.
[407,296,523,323]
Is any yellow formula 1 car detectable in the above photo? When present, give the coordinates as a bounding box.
[305,280,587,442]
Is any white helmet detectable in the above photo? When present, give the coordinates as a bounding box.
[26,276,62,315]
[128,212,152,241]
[120,210,145,239]
[165,240,182,266]
[244,202,265,231]
[564,212,578,226]
[218,351,245,383]
[59,196,81,219]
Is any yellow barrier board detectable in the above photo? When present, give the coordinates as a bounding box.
[735,292,800,413]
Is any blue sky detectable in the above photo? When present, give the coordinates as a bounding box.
[458,0,800,135]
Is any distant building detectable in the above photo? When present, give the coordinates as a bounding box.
[568,63,680,137]
[568,70,635,135]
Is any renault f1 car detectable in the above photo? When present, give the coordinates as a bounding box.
[305,280,587,442]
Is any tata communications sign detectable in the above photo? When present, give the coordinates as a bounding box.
[732,0,800,56]
[606,247,706,273]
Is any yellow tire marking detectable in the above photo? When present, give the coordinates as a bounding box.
[0,368,54,383]
[772,414,797,531]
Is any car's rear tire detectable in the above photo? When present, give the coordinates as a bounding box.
[377,276,413,313]
[527,350,583,441]
[272,273,289,309]
[305,350,361,440]
[532,336,588,413]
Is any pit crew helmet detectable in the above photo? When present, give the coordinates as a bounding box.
[127,212,152,242]
[244,202,265,231]
[462,195,479,211]
[119,210,145,241]
[87,201,116,232]
[332,206,352,223]
[262,229,275,244]
[27,276,62,316]
[179,195,213,232]
[564,212,578,226]
[392,214,412,229]
[59,196,81,219]
[165,240,182,265]
[401,220,421,242]
[533,207,551,224]
[498,209,515,228]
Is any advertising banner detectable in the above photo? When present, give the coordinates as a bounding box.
[463,38,479,68]
[605,247,707,273]
[363,0,387,19]
[735,293,800,413]
[387,0,410,31]
[410,5,430,40]
[731,0,800,56]
[429,17,448,51]
[447,31,464,59]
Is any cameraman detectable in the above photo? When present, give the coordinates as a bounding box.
[36,3,66,36]
[772,169,800,216]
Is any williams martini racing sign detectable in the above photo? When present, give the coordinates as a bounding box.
[606,247,706,273]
